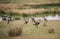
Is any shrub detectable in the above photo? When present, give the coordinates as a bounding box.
[14,18,21,20]
[22,14,28,17]
[48,29,55,34]
[8,27,22,37]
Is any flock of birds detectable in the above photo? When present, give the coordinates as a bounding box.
[23,17,55,33]
[0,15,58,33]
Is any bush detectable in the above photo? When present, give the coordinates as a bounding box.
[22,14,28,17]
[48,29,54,34]
[0,10,6,14]
[8,27,22,37]
[14,18,21,20]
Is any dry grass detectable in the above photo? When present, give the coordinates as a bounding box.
[0,0,60,4]
[0,20,60,39]
[22,20,60,39]
[11,8,46,14]
[0,3,60,15]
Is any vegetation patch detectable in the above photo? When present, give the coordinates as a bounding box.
[8,27,22,37]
